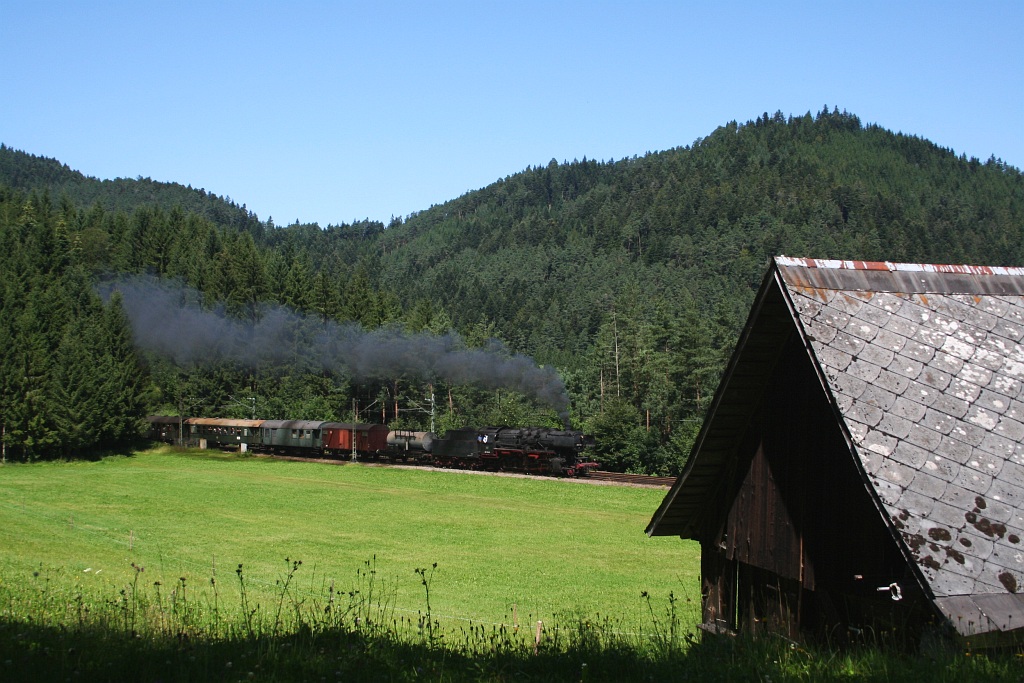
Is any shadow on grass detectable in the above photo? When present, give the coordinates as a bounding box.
[3,618,1023,683]
[0,618,646,683]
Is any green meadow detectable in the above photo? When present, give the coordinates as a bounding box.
[0,448,697,629]
[3,449,1021,681]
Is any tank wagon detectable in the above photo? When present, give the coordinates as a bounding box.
[146,417,597,476]
[387,430,435,461]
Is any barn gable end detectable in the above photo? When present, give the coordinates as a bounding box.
[648,257,1024,647]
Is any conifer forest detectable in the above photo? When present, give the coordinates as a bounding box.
[2,108,1023,473]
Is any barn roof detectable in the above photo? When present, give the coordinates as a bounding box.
[647,256,1024,640]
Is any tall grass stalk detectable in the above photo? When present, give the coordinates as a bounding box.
[2,562,1021,682]
[415,562,438,646]
[273,557,302,638]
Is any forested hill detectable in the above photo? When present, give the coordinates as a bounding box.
[379,108,1024,348]
[0,144,265,237]
[362,108,1024,471]
[1,108,1022,472]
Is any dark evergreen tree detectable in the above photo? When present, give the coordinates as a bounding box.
[48,313,105,455]
[99,292,146,444]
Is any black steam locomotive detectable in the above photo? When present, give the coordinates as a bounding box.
[427,426,597,476]
[147,417,599,477]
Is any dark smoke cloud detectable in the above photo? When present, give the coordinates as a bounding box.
[101,276,570,424]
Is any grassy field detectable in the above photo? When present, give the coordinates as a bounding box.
[0,447,697,630]
[4,449,1022,681]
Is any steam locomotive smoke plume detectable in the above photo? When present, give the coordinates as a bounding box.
[102,276,571,424]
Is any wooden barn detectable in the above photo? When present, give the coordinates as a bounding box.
[647,257,1024,648]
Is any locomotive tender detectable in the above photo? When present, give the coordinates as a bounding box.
[146,416,598,477]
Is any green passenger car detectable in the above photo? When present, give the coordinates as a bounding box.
[259,420,326,453]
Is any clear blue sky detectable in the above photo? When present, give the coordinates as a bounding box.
[2,1,1021,227]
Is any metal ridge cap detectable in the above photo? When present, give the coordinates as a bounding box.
[775,255,1024,277]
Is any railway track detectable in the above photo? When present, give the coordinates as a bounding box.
[263,454,675,488]
[586,471,676,488]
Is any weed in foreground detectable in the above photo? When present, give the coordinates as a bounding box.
[1,563,1022,682]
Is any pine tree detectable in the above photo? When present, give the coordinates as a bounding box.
[48,315,105,455]
[6,303,60,460]
[99,292,145,444]
[283,254,314,312]
[341,264,376,327]
[311,269,341,323]
[221,232,268,322]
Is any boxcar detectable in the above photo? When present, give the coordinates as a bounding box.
[321,422,389,459]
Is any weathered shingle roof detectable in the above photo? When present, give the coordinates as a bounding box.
[648,256,1024,640]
